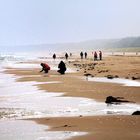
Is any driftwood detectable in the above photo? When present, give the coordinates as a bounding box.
[132,111,140,115]
[105,96,132,104]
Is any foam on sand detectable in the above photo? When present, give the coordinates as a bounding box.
[0,72,140,120]
[84,77,140,87]
[0,120,87,140]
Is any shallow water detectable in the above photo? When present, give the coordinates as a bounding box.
[85,77,140,87]
[0,57,140,119]
[0,120,86,140]
[0,72,140,120]
[2,59,76,73]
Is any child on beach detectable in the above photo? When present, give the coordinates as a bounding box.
[40,63,50,73]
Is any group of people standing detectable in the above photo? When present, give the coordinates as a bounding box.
[80,52,87,59]
[80,51,102,61]
[93,51,102,61]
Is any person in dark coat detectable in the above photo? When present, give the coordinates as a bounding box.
[53,53,56,60]
[84,52,87,59]
[94,51,98,61]
[40,63,50,73]
[65,53,69,60]
[99,51,102,60]
[80,52,83,59]
[57,61,67,74]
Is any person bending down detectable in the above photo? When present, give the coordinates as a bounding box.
[40,63,50,73]
[57,61,67,74]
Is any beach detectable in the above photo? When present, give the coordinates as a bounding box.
[5,55,140,103]
[34,116,140,140]
[1,0,140,139]
[0,54,140,139]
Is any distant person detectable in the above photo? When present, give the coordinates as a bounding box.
[84,52,87,59]
[65,53,69,60]
[80,52,83,59]
[70,53,72,57]
[53,53,56,60]
[94,51,98,61]
[99,51,102,60]
[40,63,50,73]
[57,61,67,74]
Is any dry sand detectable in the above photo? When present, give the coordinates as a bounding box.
[5,55,140,140]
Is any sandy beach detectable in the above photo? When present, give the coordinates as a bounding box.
[5,55,140,103]
[34,115,140,140]
[1,1,140,139]
[2,54,140,139]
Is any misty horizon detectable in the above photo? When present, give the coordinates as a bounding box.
[0,0,140,47]
[0,35,140,47]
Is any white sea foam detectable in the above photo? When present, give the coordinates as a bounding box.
[0,53,76,73]
[0,73,140,119]
[0,56,140,119]
[0,120,87,140]
[85,77,140,87]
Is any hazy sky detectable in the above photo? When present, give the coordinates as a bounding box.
[0,0,140,46]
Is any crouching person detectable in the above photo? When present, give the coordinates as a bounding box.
[57,61,67,74]
[40,63,50,73]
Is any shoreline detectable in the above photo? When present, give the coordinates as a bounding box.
[2,55,140,139]
[32,115,140,140]
[5,62,140,104]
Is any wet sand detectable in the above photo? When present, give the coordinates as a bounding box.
[34,116,140,140]
[4,55,140,140]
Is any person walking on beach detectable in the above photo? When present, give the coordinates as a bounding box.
[94,51,98,61]
[40,63,50,73]
[80,52,83,59]
[57,61,67,74]
[53,53,56,60]
[65,53,69,60]
[84,52,87,59]
[99,51,102,60]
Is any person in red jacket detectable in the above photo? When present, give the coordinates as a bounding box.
[94,51,98,61]
[40,63,50,73]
